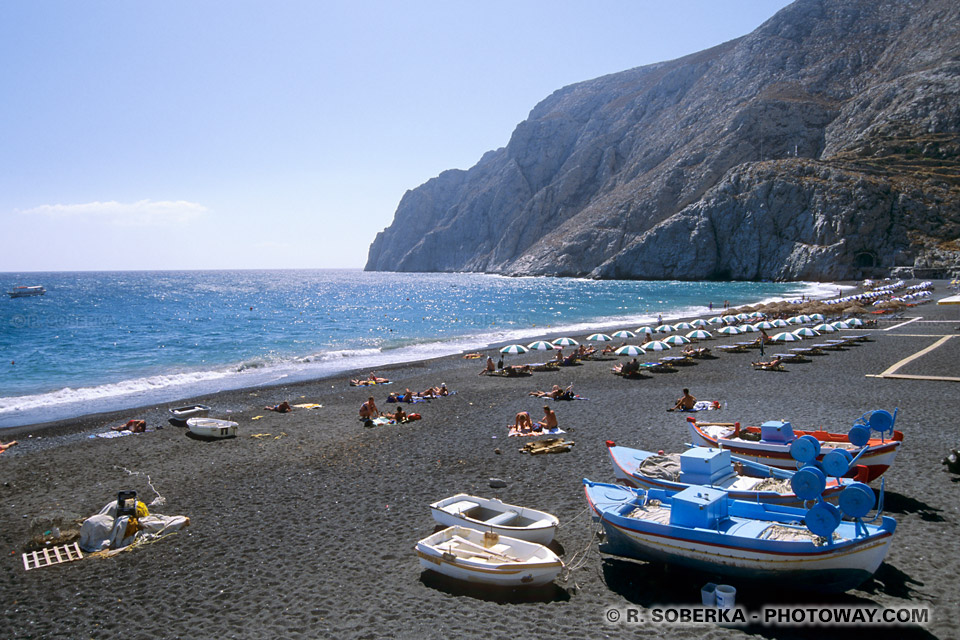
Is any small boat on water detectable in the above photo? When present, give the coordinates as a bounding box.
[687,409,902,481]
[415,526,563,587]
[186,417,238,439]
[429,494,559,544]
[7,285,46,298]
[606,443,859,506]
[583,479,896,593]
[169,404,211,421]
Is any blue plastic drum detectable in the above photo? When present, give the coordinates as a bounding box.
[821,449,853,477]
[805,502,841,538]
[868,410,895,434]
[838,482,875,518]
[790,435,821,463]
[791,466,827,501]
[848,424,871,447]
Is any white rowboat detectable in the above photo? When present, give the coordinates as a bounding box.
[186,417,238,439]
[415,526,562,587]
[169,404,211,421]
[429,494,559,544]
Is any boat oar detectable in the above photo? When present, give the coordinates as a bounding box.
[447,535,524,562]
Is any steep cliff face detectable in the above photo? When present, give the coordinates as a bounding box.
[366,0,960,280]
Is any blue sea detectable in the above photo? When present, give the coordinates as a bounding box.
[0,270,834,428]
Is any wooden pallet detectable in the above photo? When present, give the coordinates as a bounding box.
[22,542,84,570]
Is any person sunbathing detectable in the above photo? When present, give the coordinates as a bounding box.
[265,401,291,413]
[479,357,496,375]
[753,356,783,368]
[401,388,414,402]
[504,364,531,376]
[537,405,558,430]
[602,344,615,354]
[667,388,696,412]
[359,397,380,419]
[513,411,534,432]
[530,385,563,399]
[1,440,19,453]
[391,406,407,422]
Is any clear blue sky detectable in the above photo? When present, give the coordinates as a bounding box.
[0,0,792,272]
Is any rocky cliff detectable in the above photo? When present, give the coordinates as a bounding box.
[365,0,960,280]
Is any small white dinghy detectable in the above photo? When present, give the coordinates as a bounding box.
[169,404,211,421]
[186,417,238,439]
[430,494,559,545]
[415,526,562,587]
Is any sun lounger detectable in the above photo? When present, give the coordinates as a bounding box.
[716,345,747,353]
[661,355,696,366]
[640,361,677,373]
[774,353,809,363]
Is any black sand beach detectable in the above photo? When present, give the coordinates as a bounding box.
[2,282,959,639]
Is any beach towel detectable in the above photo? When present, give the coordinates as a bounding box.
[686,401,722,412]
[508,426,566,437]
[552,394,588,401]
[92,430,136,439]
[292,403,323,409]
[350,380,392,387]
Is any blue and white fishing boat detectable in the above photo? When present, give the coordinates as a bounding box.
[606,442,859,506]
[583,478,896,592]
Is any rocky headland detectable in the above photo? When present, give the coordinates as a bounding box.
[366,0,960,281]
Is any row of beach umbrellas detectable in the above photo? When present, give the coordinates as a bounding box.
[498,319,862,354]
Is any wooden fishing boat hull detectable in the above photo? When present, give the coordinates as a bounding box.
[606,444,851,506]
[186,417,238,439]
[584,480,895,593]
[415,526,562,587]
[687,420,901,482]
[430,494,559,545]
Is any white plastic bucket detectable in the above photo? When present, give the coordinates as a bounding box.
[700,582,717,606]
[715,584,737,609]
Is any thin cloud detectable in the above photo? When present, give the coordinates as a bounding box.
[18,199,209,226]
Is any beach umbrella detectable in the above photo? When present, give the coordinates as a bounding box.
[738,324,757,333]
[707,316,725,325]
[717,326,742,335]
[735,313,751,321]
[615,345,645,356]
[846,318,864,327]
[527,340,556,351]
[772,319,790,327]
[771,332,800,342]
[552,337,579,347]
[635,326,655,335]
[655,324,676,333]
[798,315,813,323]
[642,340,672,351]
[500,344,529,355]
[690,318,709,328]
[749,311,766,318]
[722,315,738,324]
[813,323,837,333]
[612,330,635,339]
[792,327,820,338]
[674,322,694,330]
[810,313,825,322]
[753,321,776,330]
[787,316,805,325]
[663,335,691,345]
[587,333,613,342]
[831,321,851,330]
[686,329,713,340]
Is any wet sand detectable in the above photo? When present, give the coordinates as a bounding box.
[2,283,958,639]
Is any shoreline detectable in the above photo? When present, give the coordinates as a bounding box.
[2,279,958,638]
[0,279,844,434]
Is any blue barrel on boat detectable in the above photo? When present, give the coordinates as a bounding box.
[822,449,853,477]
[790,435,821,463]
[791,466,826,501]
